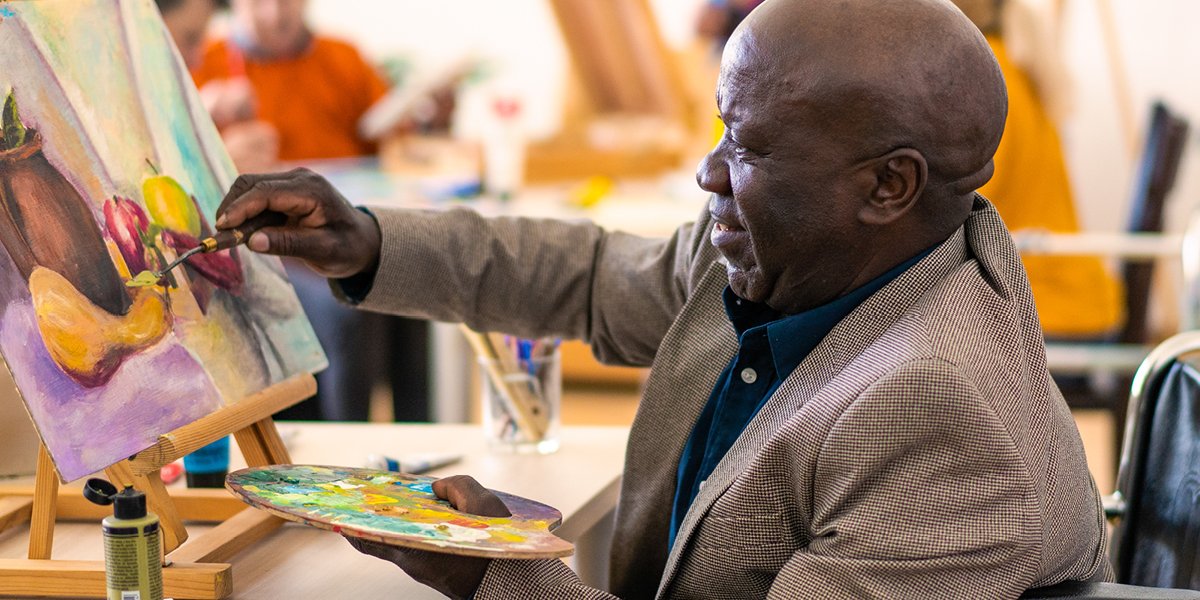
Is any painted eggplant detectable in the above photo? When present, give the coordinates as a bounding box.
[0,126,131,317]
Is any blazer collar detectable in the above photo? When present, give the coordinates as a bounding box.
[656,218,974,597]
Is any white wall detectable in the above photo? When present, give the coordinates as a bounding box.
[308,1,568,138]
[306,0,1200,235]
[306,0,710,141]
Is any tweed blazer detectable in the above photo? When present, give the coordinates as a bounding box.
[352,196,1109,599]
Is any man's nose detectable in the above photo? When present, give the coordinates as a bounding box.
[696,147,732,196]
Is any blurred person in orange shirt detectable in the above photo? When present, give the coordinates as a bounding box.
[954,0,1123,338]
[191,0,389,170]
[156,0,219,70]
[190,0,430,422]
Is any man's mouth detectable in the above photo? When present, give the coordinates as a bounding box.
[710,217,747,252]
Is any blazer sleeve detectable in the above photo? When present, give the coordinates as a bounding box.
[767,358,1043,599]
[339,205,711,367]
[474,559,617,600]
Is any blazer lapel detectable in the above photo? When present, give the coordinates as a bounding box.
[657,226,972,597]
[609,262,739,599]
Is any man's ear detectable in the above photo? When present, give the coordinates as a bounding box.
[857,148,927,225]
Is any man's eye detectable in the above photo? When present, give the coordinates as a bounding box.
[730,140,755,159]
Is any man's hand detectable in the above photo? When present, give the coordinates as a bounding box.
[346,475,511,600]
[215,168,381,279]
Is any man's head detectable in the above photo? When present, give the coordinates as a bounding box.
[697,0,1007,314]
[156,0,216,69]
[231,0,308,59]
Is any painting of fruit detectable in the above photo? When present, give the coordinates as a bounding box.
[0,0,326,482]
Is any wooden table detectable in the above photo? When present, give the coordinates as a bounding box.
[0,423,628,599]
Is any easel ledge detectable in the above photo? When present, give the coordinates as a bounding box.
[0,372,316,599]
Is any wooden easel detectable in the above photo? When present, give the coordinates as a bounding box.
[523,0,698,182]
[0,372,316,599]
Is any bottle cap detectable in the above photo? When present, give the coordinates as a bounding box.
[112,486,147,520]
[83,478,117,506]
[83,478,147,520]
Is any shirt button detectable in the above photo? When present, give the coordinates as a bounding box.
[740,368,758,384]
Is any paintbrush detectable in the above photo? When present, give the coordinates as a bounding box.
[156,211,286,278]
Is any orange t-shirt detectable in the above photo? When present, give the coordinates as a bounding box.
[192,36,388,161]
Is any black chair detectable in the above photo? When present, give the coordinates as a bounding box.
[1108,331,1200,588]
[1118,102,1191,346]
[1024,331,1200,599]
[1023,581,1200,599]
[1052,101,1190,451]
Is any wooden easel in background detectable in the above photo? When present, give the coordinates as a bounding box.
[0,373,315,599]
[525,0,700,181]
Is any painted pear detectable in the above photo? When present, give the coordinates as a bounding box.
[142,163,201,237]
[30,266,170,388]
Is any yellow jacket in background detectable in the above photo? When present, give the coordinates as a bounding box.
[981,36,1125,338]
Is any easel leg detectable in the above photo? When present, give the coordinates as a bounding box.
[27,446,57,560]
[0,375,315,599]
[106,461,189,554]
[233,418,292,466]
[254,419,291,463]
[171,418,291,565]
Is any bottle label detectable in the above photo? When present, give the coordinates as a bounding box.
[105,525,163,600]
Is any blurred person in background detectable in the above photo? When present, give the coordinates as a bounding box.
[695,0,764,50]
[953,0,1124,339]
[156,0,219,70]
[191,0,390,169]
[190,0,430,422]
[695,0,765,148]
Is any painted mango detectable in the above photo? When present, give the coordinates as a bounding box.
[142,167,200,236]
[30,266,170,388]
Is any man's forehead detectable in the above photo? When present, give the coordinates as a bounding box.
[717,54,809,122]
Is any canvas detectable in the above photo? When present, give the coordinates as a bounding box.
[0,0,327,482]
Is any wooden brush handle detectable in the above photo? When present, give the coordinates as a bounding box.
[206,211,288,252]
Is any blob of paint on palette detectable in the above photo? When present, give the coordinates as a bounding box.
[226,464,574,559]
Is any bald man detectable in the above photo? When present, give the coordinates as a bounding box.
[214,0,1109,597]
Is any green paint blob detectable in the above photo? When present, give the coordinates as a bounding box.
[126,270,160,288]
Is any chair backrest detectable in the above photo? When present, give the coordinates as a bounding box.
[1111,331,1200,587]
[1120,102,1190,344]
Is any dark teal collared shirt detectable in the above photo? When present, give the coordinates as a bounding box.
[668,249,933,548]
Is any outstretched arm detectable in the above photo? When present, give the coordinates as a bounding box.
[217,169,714,366]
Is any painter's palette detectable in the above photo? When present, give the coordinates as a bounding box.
[226,465,574,559]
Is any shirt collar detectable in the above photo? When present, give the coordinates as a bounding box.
[723,247,935,378]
